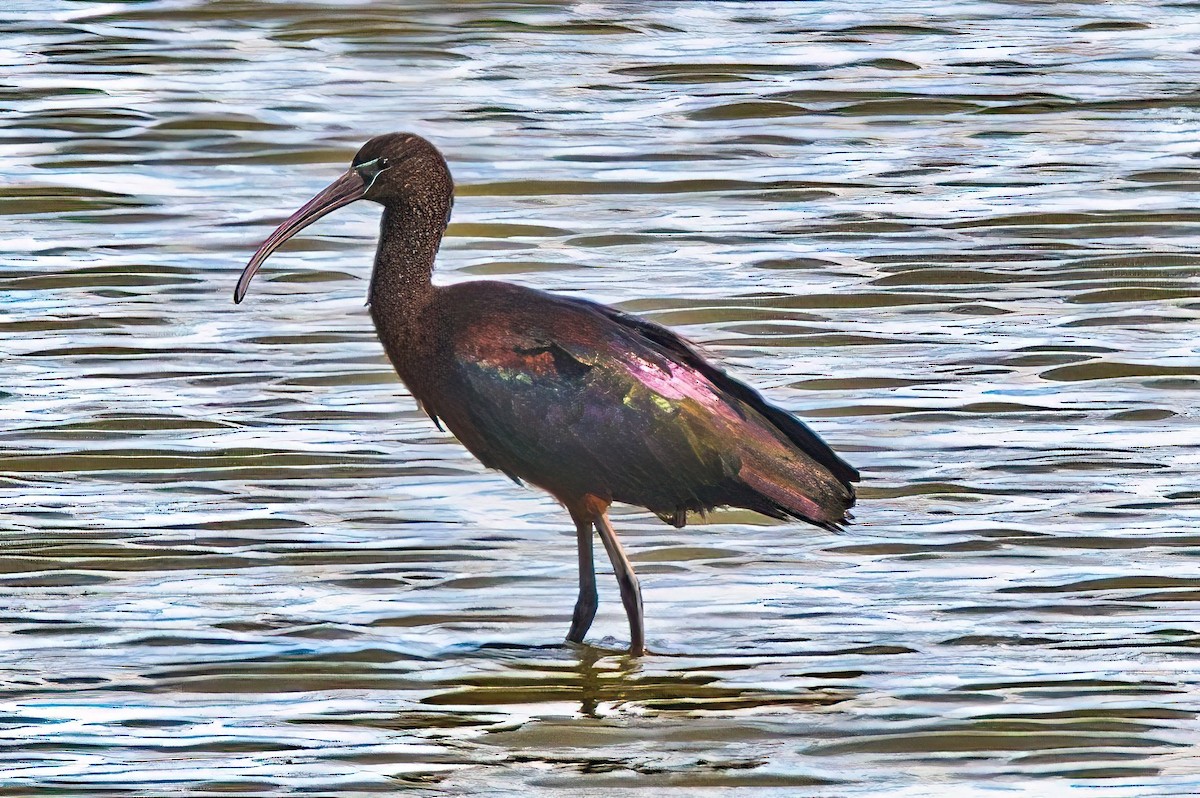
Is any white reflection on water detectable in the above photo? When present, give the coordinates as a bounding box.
[3,0,1200,795]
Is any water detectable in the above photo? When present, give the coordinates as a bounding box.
[4,1,1200,794]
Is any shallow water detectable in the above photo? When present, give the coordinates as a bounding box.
[4,1,1200,794]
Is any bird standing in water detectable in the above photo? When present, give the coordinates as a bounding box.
[235,133,858,656]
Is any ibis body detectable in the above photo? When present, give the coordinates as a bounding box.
[236,133,859,655]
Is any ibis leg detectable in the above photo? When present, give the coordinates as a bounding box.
[566,511,598,643]
[595,511,645,656]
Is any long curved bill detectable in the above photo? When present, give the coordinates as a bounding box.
[234,169,367,303]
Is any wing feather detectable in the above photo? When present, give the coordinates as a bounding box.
[579,300,859,488]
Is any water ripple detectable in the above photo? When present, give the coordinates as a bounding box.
[3,1,1200,795]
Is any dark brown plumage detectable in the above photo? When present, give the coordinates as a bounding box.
[236,133,858,655]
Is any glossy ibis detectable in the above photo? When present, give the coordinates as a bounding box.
[235,133,858,655]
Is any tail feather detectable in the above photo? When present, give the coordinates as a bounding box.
[739,459,855,531]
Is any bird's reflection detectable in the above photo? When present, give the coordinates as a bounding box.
[569,642,643,717]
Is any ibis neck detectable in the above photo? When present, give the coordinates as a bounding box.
[367,202,446,319]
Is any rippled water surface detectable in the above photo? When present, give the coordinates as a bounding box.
[5,1,1200,794]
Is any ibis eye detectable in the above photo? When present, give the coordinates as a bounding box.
[356,157,391,189]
